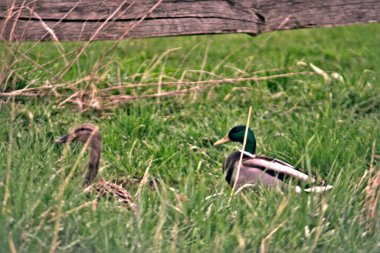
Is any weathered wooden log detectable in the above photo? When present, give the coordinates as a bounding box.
[0,0,380,41]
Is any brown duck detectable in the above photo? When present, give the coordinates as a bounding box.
[55,123,137,212]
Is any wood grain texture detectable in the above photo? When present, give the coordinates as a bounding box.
[0,0,379,41]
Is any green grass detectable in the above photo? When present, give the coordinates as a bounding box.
[1,24,380,252]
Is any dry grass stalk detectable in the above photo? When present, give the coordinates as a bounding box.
[135,157,154,198]
[169,223,179,253]
[47,200,97,223]
[18,207,53,252]
[107,83,215,108]
[89,0,164,79]
[310,200,328,252]
[362,142,380,231]
[234,225,246,251]
[110,71,313,92]
[23,1,82,55]
[192,40,210,101]
[238,192,254,209]
[26,6,68,65]
[260,221,286,253]
[153,189,168,252]
[2,85,16,215]
[173,40,204,78]
[8,233,17,253]
[259,194,289,253]
[142,47,181,82]
[56,0,136,80]
[228,106,252,205]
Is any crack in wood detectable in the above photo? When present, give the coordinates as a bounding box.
[0,15,260,24]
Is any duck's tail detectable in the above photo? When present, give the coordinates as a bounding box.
[295,184,333,193]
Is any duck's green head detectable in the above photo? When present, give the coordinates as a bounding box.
[213,125,256,154]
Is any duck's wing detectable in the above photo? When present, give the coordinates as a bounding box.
[241,154,315,183]
[233,165,283,189]
[238,151,333,192]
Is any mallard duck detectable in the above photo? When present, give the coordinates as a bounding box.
[213,125,332,192]
[55,123,137,212]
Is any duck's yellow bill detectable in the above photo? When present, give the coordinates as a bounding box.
[213,136,231,146]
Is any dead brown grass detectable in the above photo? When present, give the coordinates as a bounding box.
[1,70,314,111]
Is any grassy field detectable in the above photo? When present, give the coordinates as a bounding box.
[1,23,380,252]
